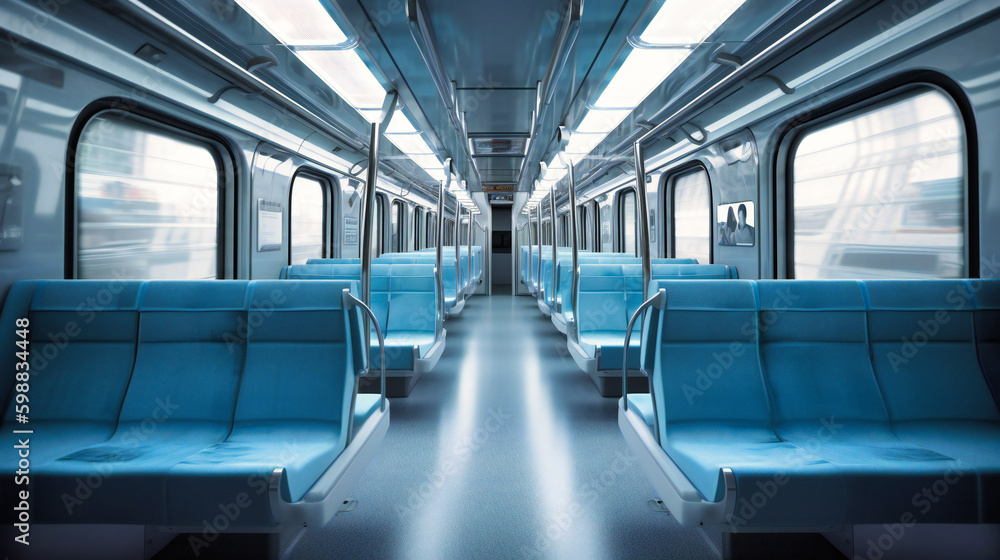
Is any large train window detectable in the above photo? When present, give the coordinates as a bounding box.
[790,88,966,279]
[414,207,424,250]
[371,194,384,257]
[75,113,223,279]
[426,211,435,247]
[390,200,404,253]
[618,189,637,255]
[289,173,328,265]
[579,205,588,251]
[670,167,712,263]
[589,200,600,252]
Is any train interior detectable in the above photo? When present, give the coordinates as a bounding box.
[1,0,999,559]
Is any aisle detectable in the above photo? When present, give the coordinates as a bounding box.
[290,292,717,560]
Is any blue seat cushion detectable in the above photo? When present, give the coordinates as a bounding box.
[165,422,343,526]
[579,331,640,370]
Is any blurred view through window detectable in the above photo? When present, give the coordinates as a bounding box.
[76,114,220,279]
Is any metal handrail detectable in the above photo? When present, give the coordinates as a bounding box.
[343,290,387,412]
[622,289,665,409]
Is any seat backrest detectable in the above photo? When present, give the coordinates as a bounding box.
[282,263,362,280]
[977,280,1000,406]
[865,280,999,422]
[1,280,143,429]
[383,264,437,335]
[305,258,362,265]
[120,281,250,432]
[649,280,771,436]
[756,280,887,431]
[577,265,628,334]
[234,281,357,450]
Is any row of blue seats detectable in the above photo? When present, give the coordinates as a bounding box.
[308,248,482,315]
[519,247,738,396]
[0,279,388,531]
[279,263,447,396]
[621,279,1000,530]
[566,263,737,396]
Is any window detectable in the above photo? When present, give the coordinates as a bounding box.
[289,174,328,265]
[579,206,588,250]
[790,88,966,279]
[618,189,637,255]
[414,207,424,250]
[370,194,384,257]
[426,212,436,247]
[75,113,222,279]
[671,168,712,263]
[390,200,404,253]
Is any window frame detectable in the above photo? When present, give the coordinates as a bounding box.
[414,206,424,250]
[616,188,638,256]
[782,82,974,279]
[288,169,332,265]
[67,104,234,280]
[665,163,714,264]
[371,193,386,258]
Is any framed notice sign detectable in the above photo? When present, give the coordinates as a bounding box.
[257,199,283,252]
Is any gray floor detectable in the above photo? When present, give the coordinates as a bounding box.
[289,291,719,560]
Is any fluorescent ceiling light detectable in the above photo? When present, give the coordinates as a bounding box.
[594,48,689,109]
[296,50,386,111]
[410,155,442,169]
[566,133,604,155]
[386,134,434,156]
[234,0,348,46]
[576,110,631,134]
[641,0,746,44]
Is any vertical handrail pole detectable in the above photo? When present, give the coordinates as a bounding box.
[554,128,579,338]
[435,159,452,335]
[633,140,652,301]
[361,91,398,356]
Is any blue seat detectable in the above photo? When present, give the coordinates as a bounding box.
[165,280,363,526]
[619,279,996,529]
[282,262,362,280]
[0,281,144,467]
[33,281,253,524]
[550,256,696,332]
[369,264,443,372]
[568,263,737,394]
[0,279,388,531]
[864,279,1000,523]
[757,280,977,524]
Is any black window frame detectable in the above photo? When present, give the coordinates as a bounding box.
[781,79,976,279]
[288,169,333,265]
[617,188,638,256]
[665,164,713,264]
[66,101,234,280]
